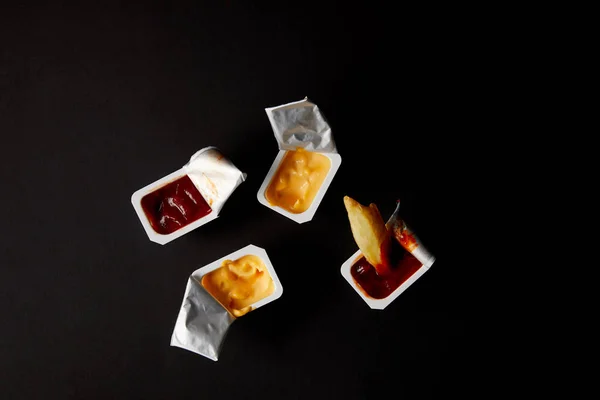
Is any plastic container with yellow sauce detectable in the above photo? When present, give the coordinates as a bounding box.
[170,245,283,361]
[201,254,275,317]
[258,97,342,223]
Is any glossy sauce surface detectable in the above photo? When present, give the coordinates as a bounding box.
[140,175,212,235]
[350,239,423,299]
[202,255,275,317]
[265,149,331,214]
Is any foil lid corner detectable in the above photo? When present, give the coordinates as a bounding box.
[386,201,436,268]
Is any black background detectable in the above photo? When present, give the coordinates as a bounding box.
[1,1,480,399]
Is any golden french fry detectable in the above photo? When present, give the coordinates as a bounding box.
[343,196,391,275]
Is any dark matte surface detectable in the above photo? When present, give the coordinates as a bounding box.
[1,2,475,399]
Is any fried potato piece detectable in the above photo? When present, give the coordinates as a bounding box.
[343,196,391,275]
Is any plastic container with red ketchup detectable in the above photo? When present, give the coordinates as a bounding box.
[340,202,436,309]
[131,147,245,245]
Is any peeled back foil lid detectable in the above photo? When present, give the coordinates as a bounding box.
[265,97,337,153]
[183,147,247,215]
[170,275,235,361]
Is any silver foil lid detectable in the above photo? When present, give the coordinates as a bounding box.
[386,201,436,268]
[170,275,235,361]
[183,147,247,215]
[265,97,337,153]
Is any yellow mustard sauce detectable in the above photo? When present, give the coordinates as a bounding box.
[201,255,275,317]
[265,148,331,213]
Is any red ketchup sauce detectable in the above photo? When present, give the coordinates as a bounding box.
[350,238,423,299]
[140,175,212,235]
